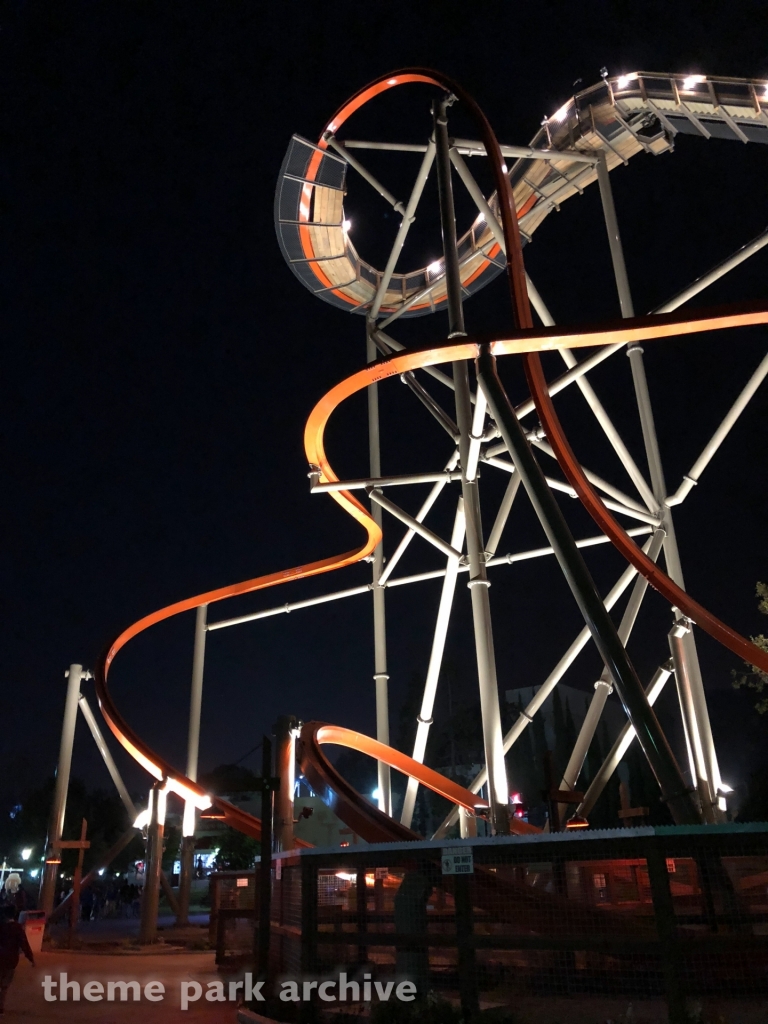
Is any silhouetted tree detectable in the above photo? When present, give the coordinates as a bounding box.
[732,582,768,714]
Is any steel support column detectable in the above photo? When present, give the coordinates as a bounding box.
[78,695,137,819]
[434,544,653,839]
[40,664,86,916]
[401,499,466,828]
[558,527,666,813]
[478,348,700,825]
[367,330,392,816]
[596,152,720,821]
[577,662,674,818]
[139,783,164,944]
[179,604,207,925]
[435,95,510,834]
[273,715,299,852]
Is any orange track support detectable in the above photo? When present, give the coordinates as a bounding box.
[94,70,768,845]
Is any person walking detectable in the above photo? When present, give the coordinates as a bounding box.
[0,905,35,1015]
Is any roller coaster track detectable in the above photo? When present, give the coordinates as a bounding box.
[94,69,768,844]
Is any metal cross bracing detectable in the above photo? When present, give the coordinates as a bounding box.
[270,70,768,834]
[85,69,768,895]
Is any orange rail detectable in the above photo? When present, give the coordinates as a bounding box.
[94,70,768,846]
[297,722,544,844]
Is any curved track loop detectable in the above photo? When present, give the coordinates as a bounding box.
[297,722,539,844]
[95,69,768,845]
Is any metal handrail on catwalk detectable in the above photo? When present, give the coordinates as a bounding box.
[44,69,768,921]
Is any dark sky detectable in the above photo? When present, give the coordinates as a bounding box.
[2,2,767,815]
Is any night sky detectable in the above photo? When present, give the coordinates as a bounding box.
[2,2,767,817]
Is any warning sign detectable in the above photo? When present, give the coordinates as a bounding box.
[441,847,474,875]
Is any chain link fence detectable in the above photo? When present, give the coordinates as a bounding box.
[216,823,768,1022]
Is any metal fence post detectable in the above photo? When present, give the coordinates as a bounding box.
[300,855,318,976]
[454,871,479,1020]
[257,736,275,984]
[646,838,687,1024]
[356,866,369,964]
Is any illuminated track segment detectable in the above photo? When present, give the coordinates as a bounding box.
[96,70,768,843]
[277,71,768,317]
[295,722,547,845]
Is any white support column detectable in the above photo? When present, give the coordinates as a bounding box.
[526,271,656,512]
[40,664,86,916]
[367,330,392,817]
[459,808,478,838]
[576,662,674,818]
[401,499,466,828]
[434,95,510,834]
[139,783,165,945]
[667,352,768,506]
[558,527,666,810]
[595,147,721,822]
[369,140,436,320]
[378,451,460,586]
[433,541,653,839]
[179,604,207,924]
[273,715,299,852]
[78,695,137,819]
[485,473,521,558]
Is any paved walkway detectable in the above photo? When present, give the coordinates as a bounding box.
[47,913,210,947]
[5,949,244,1021]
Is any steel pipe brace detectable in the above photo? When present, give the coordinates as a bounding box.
[670,616,692,638]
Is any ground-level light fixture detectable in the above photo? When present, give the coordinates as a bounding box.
[133,808,150,830]
[565,814,590,830]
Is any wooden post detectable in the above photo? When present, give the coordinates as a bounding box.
[618,781,649,825]
[68,819,89,937]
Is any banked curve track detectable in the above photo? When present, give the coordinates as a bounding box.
[94,70,768,845]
